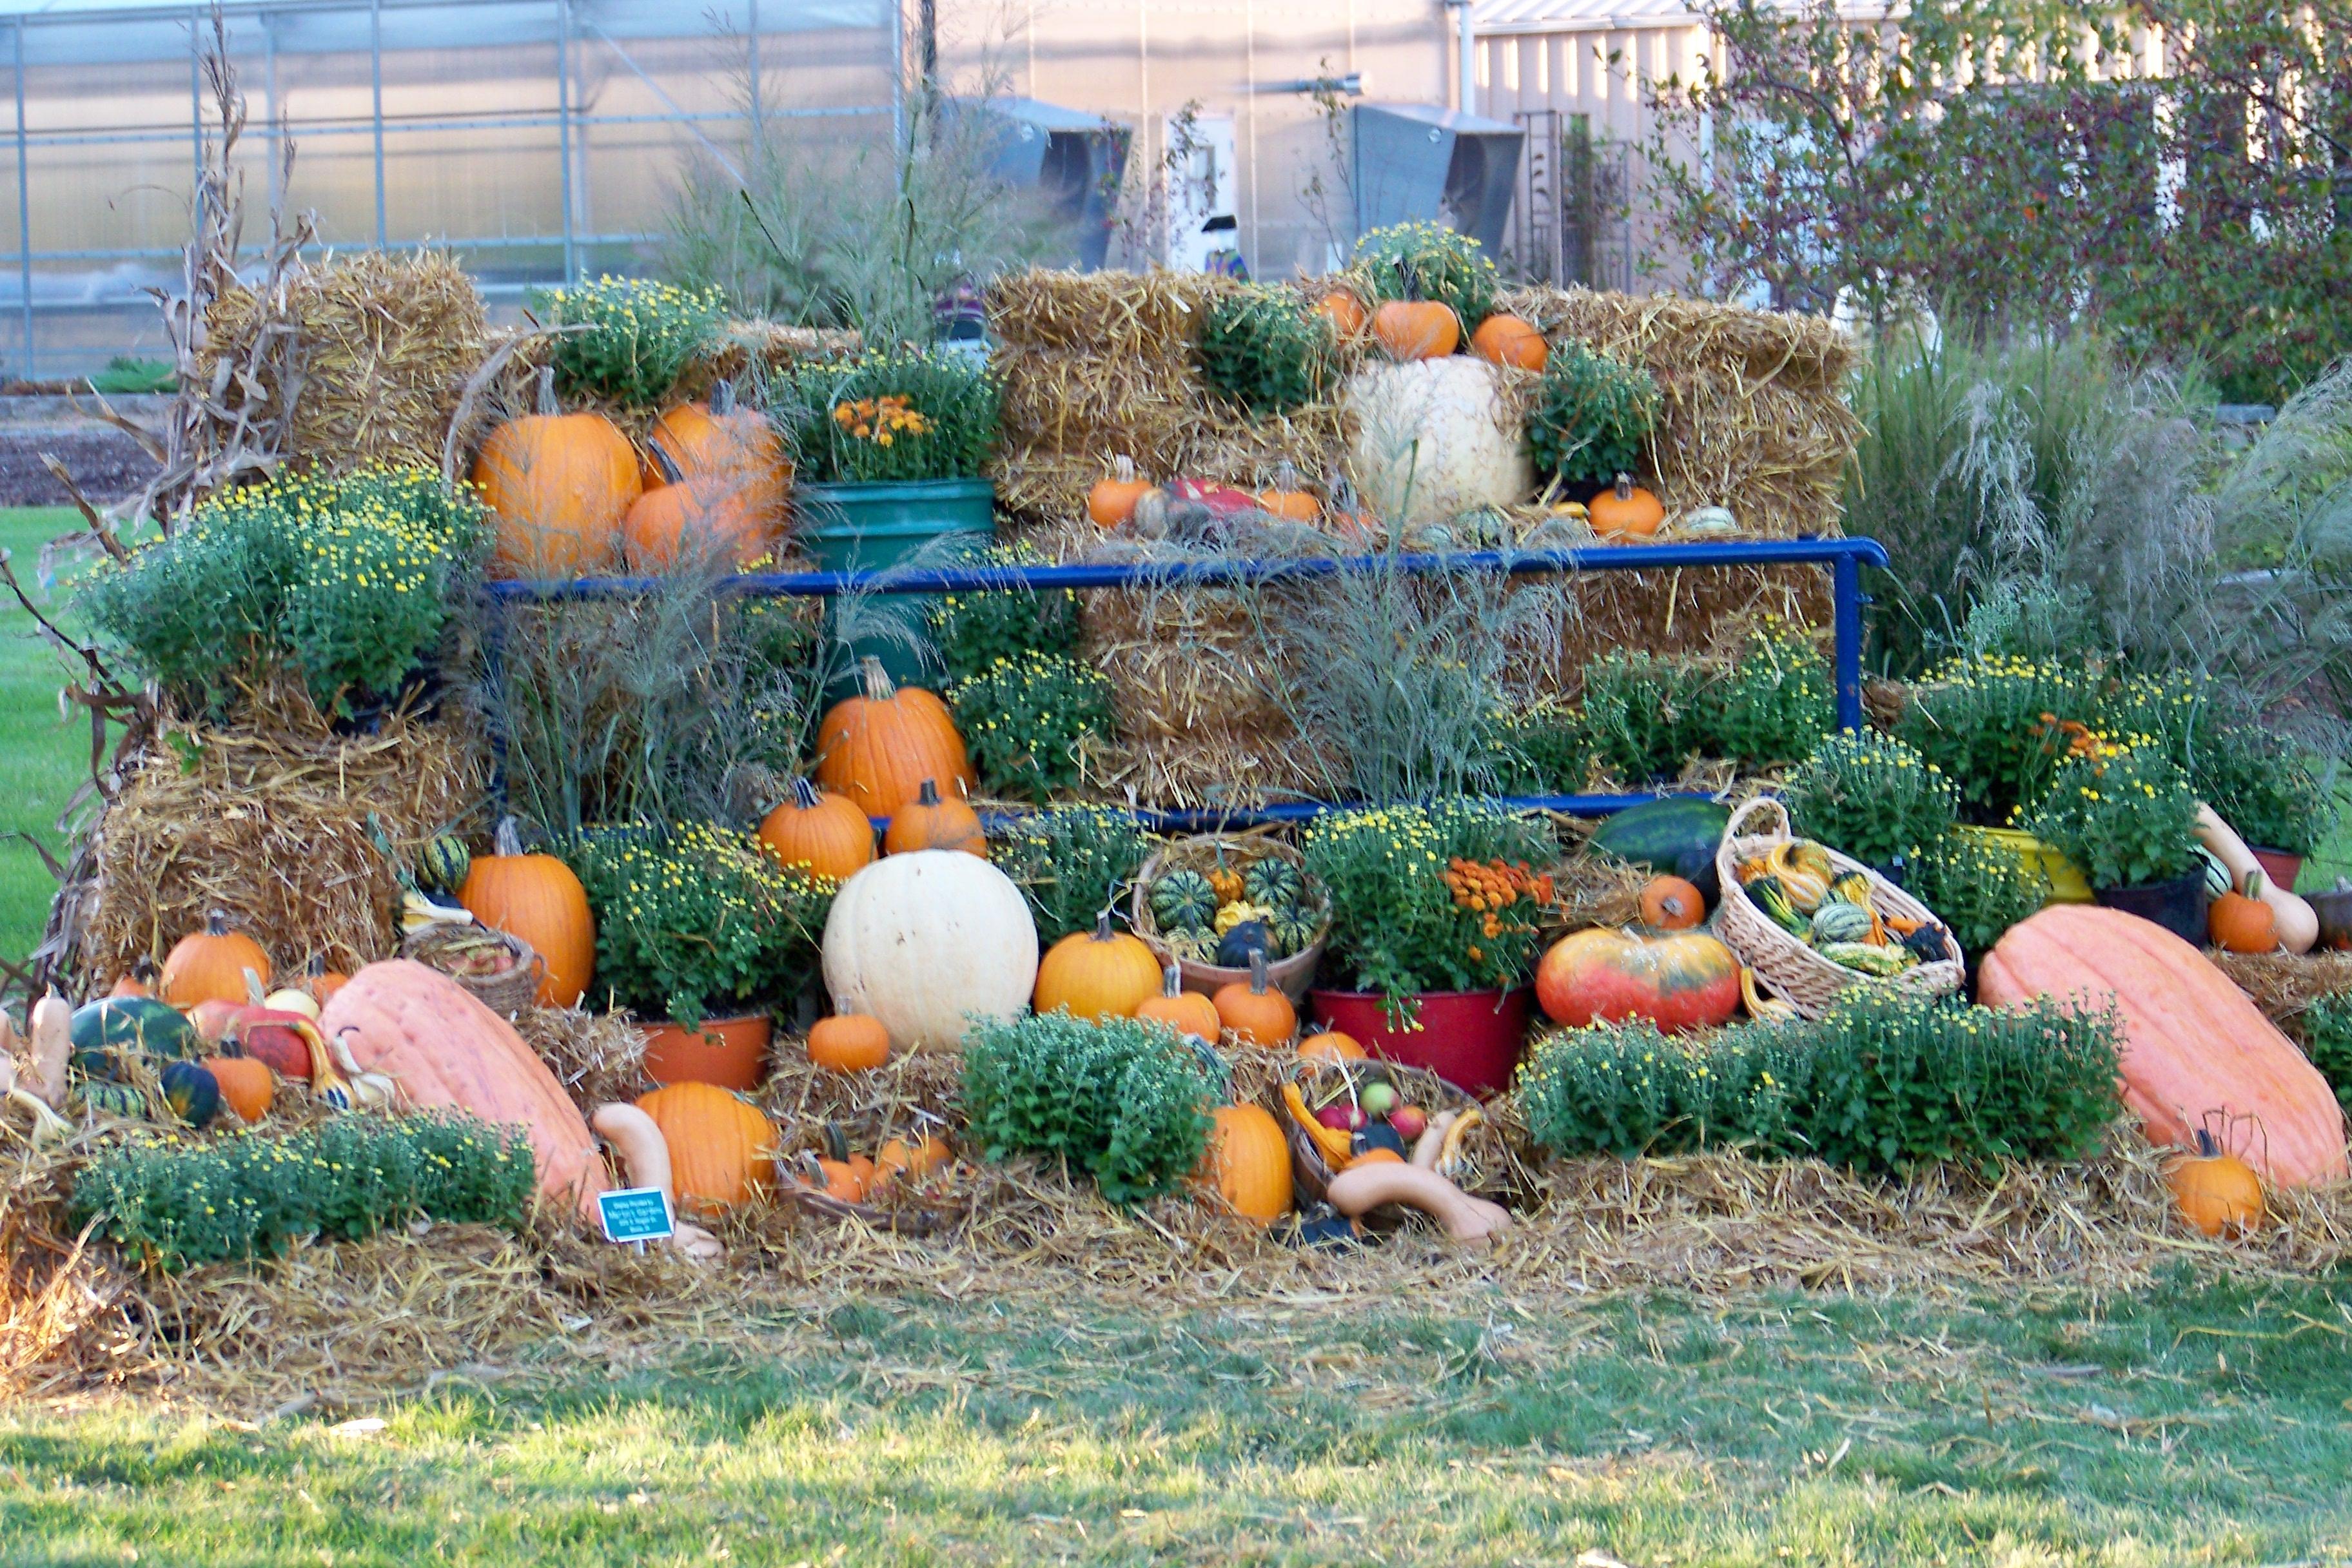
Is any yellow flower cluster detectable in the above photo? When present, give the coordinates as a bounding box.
[608,819,835,918]
[832,394,932,447]
[537,274,725,327]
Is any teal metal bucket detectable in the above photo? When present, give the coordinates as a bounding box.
[800,478,997,694]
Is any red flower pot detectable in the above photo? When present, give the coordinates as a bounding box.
[1307,987,1532,1098]
[640,1012,772,1091]
[2249,847,2304,895]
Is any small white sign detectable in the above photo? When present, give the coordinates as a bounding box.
[596,1186,675,1244]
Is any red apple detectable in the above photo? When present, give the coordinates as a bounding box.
[1389,1104,1429,1142]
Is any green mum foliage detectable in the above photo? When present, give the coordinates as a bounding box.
[1524,342,1658,489]
[1351,220,1497,328]
[1198,285,1338,415]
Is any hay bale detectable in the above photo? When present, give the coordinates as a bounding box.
[1502,284,1863,540]
[79,688,488,985]
[2211,950,2352,1037]
[202,250,490,476]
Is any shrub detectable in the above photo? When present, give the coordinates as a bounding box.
[1524,341,1658,491]
[1705,622,1834,767]
[565,821,834,1028]
[1520,993,2120,1173]
[529,275,725,407]
[1903,828,2048,961]
[1896,654,2092,823]
[770,347,997,485]
[1782,732,1957,868]
[992,806,1154,944]
[2302,996,2352,1119]
[1349,220,1496,329]
[1578,651,1712,784]
[2195,723,2335,859]
[1198,285,1336,414]
[948,651,1117,802]
[928,551,1084,687]
[1486,697,1592,796]
[2025,744,2204,891]
[961,1012,1215,1204]
[70,1113,536,1273]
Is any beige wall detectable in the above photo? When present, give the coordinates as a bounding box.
[940,1,1457,277]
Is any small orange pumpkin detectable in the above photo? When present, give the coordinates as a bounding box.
[2208,872,2279,954]
[473,366,642,578]
[1088,455,1153,529]
[1371,300,1460,362]
[1213,950,1297,1046]
[299,955,351,1008]
[875,1133,954,1189]
[1137,963,1222,1044]
[161,910,272,1010]
[458,818,596,1008]
[758,776,876,881]
[1193,1102,1292,1224]
[1255,460,1320,522]
[108,957,157,1000]
[1035,910,1164,1022]
[2165,1126,2267,1237]
[1640,875,1707,931]
[634,1081,777,1212]
[1589,473,1666,541]
[883,778,986,858]
[1298,1030,1366,1063]
[815,656,976,818]
[1469,313,1548,371]
[201,1055,275,1123]
[808,1014,892,1073]
[1314,288,1367,338]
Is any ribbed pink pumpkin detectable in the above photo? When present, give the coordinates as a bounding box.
[320,960,609,1213]
[1979,905,2348,1189]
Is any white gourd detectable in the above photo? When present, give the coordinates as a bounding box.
[821,850,1041,1052]
[1342,357,1533,527]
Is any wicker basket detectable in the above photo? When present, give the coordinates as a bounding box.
[1271,1056,1495,1219]
[400,923,543,1016]
[1714,794,1963,1018]
[1130,830,1329,1005]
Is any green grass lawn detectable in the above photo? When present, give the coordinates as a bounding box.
[2,1278,2348,1565]
[0,505,96,967]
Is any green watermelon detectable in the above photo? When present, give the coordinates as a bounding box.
[1588,796,1730,907]
[70,997,200,1078]
[75,1079,146,1118]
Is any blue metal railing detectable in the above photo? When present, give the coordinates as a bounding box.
[487,535,1888,825]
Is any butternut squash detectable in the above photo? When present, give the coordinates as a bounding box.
[1324,1161,1512,1246]
[589,1103,724,1262]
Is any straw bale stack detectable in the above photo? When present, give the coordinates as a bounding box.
[201,250,489,476]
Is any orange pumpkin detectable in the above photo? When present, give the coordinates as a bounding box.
[882,778,986,858]
[322,961,609,1211]
[2208,872,2279,954]
[808,1013,892,1073]
[620,467,770,573]
[2165,1126,2267,1237]
[1193,1102,1291,1224]
[1535,927,1741,1032]
[1255,460,1320,522]
[643,379,790,522]
[1371,300,1460,362]
[815,656,976,817]
[1298,1030,1366,1063]
[1640,876,1707,931]
[473,367,642,577]
[875,1133,953,1189]
[108,957,157,1000]
[1213,951,1297,1046]
[457,817,596,1008]
[808,1155,867,1202]
[1088,456,1153,529]
[161,910,271,1010]
[1589,473,1666,541]
[1137,963,1222,1044]
[758,776,875,881]
[1979,905,2348,1188]
[1314,288,1367,338]
[1035,910,1164,1022]
[634,1081,777,1212]
[1469,313,1549,371]
[201,1055,274,1123]
[299,955,351,1008]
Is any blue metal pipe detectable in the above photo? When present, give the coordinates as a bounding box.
[916,791,1687,837]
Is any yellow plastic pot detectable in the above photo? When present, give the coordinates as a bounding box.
[1955,825,2093,905]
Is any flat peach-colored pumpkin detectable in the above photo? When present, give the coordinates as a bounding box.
[1978,905,2348,1188]
[320,960,610,1213]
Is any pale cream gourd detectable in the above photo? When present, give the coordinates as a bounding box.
[1342,357,1533,527]
[820,850,1040,1052]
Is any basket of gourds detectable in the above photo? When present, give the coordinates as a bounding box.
[1272,1054,1500,1220]
[400,923,544,1016]
[1714,794,1963,1018]
[1131,832,1330,1004]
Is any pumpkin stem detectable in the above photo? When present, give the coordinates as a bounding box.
[647,439,686,487]
[205,908,231,937]
[916,779,943,808]
[859,655,896,702]
[2195,1126,2220,1159]
[1093,908,1118,944]
[495,815,525,858]
[534,363,558,417]
[131,954,157,983]
[306,953,328,978]
[791,776,824,811]
[1613,471,1635,502]
[1270,459,1300,493]
[1162,962,1182,998]
[825,1121,850,1163]
[1113,454,1135,484]
[1249,947,1270,996]
[710,377,737,417]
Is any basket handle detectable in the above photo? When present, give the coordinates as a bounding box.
[1721,792,1791,847]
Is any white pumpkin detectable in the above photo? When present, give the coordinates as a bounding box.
[820,850,1040,1052]
[1342,356,1534,527]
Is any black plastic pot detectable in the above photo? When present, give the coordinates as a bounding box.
[2093,869,2210,947]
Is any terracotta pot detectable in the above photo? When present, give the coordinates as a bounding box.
[2092,870,2210,949]
[1307,987,1531,1099]
[2248,847,2304,895]
[640,1012,772,1091]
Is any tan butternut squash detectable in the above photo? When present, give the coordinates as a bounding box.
[1324,1161,1512,1246]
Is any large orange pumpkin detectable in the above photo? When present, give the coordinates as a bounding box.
[473,368,641,577]
[457,817,596,1008]
[758,777,875,881]
[1035,910,1164,1021]
[161,910,271,1008]
[1469,313,1549,371]
[1194,1102,1291,1224]
[643,380,790,520]
[1978,905,2348,1188]
[1534,927,1741,1032]
[633,1081,777,1212]
[882,778,986,858]
[620,471,770,573]
[1371,300,1460,362]
[814,656,975,816]
[320,960,609,1211]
